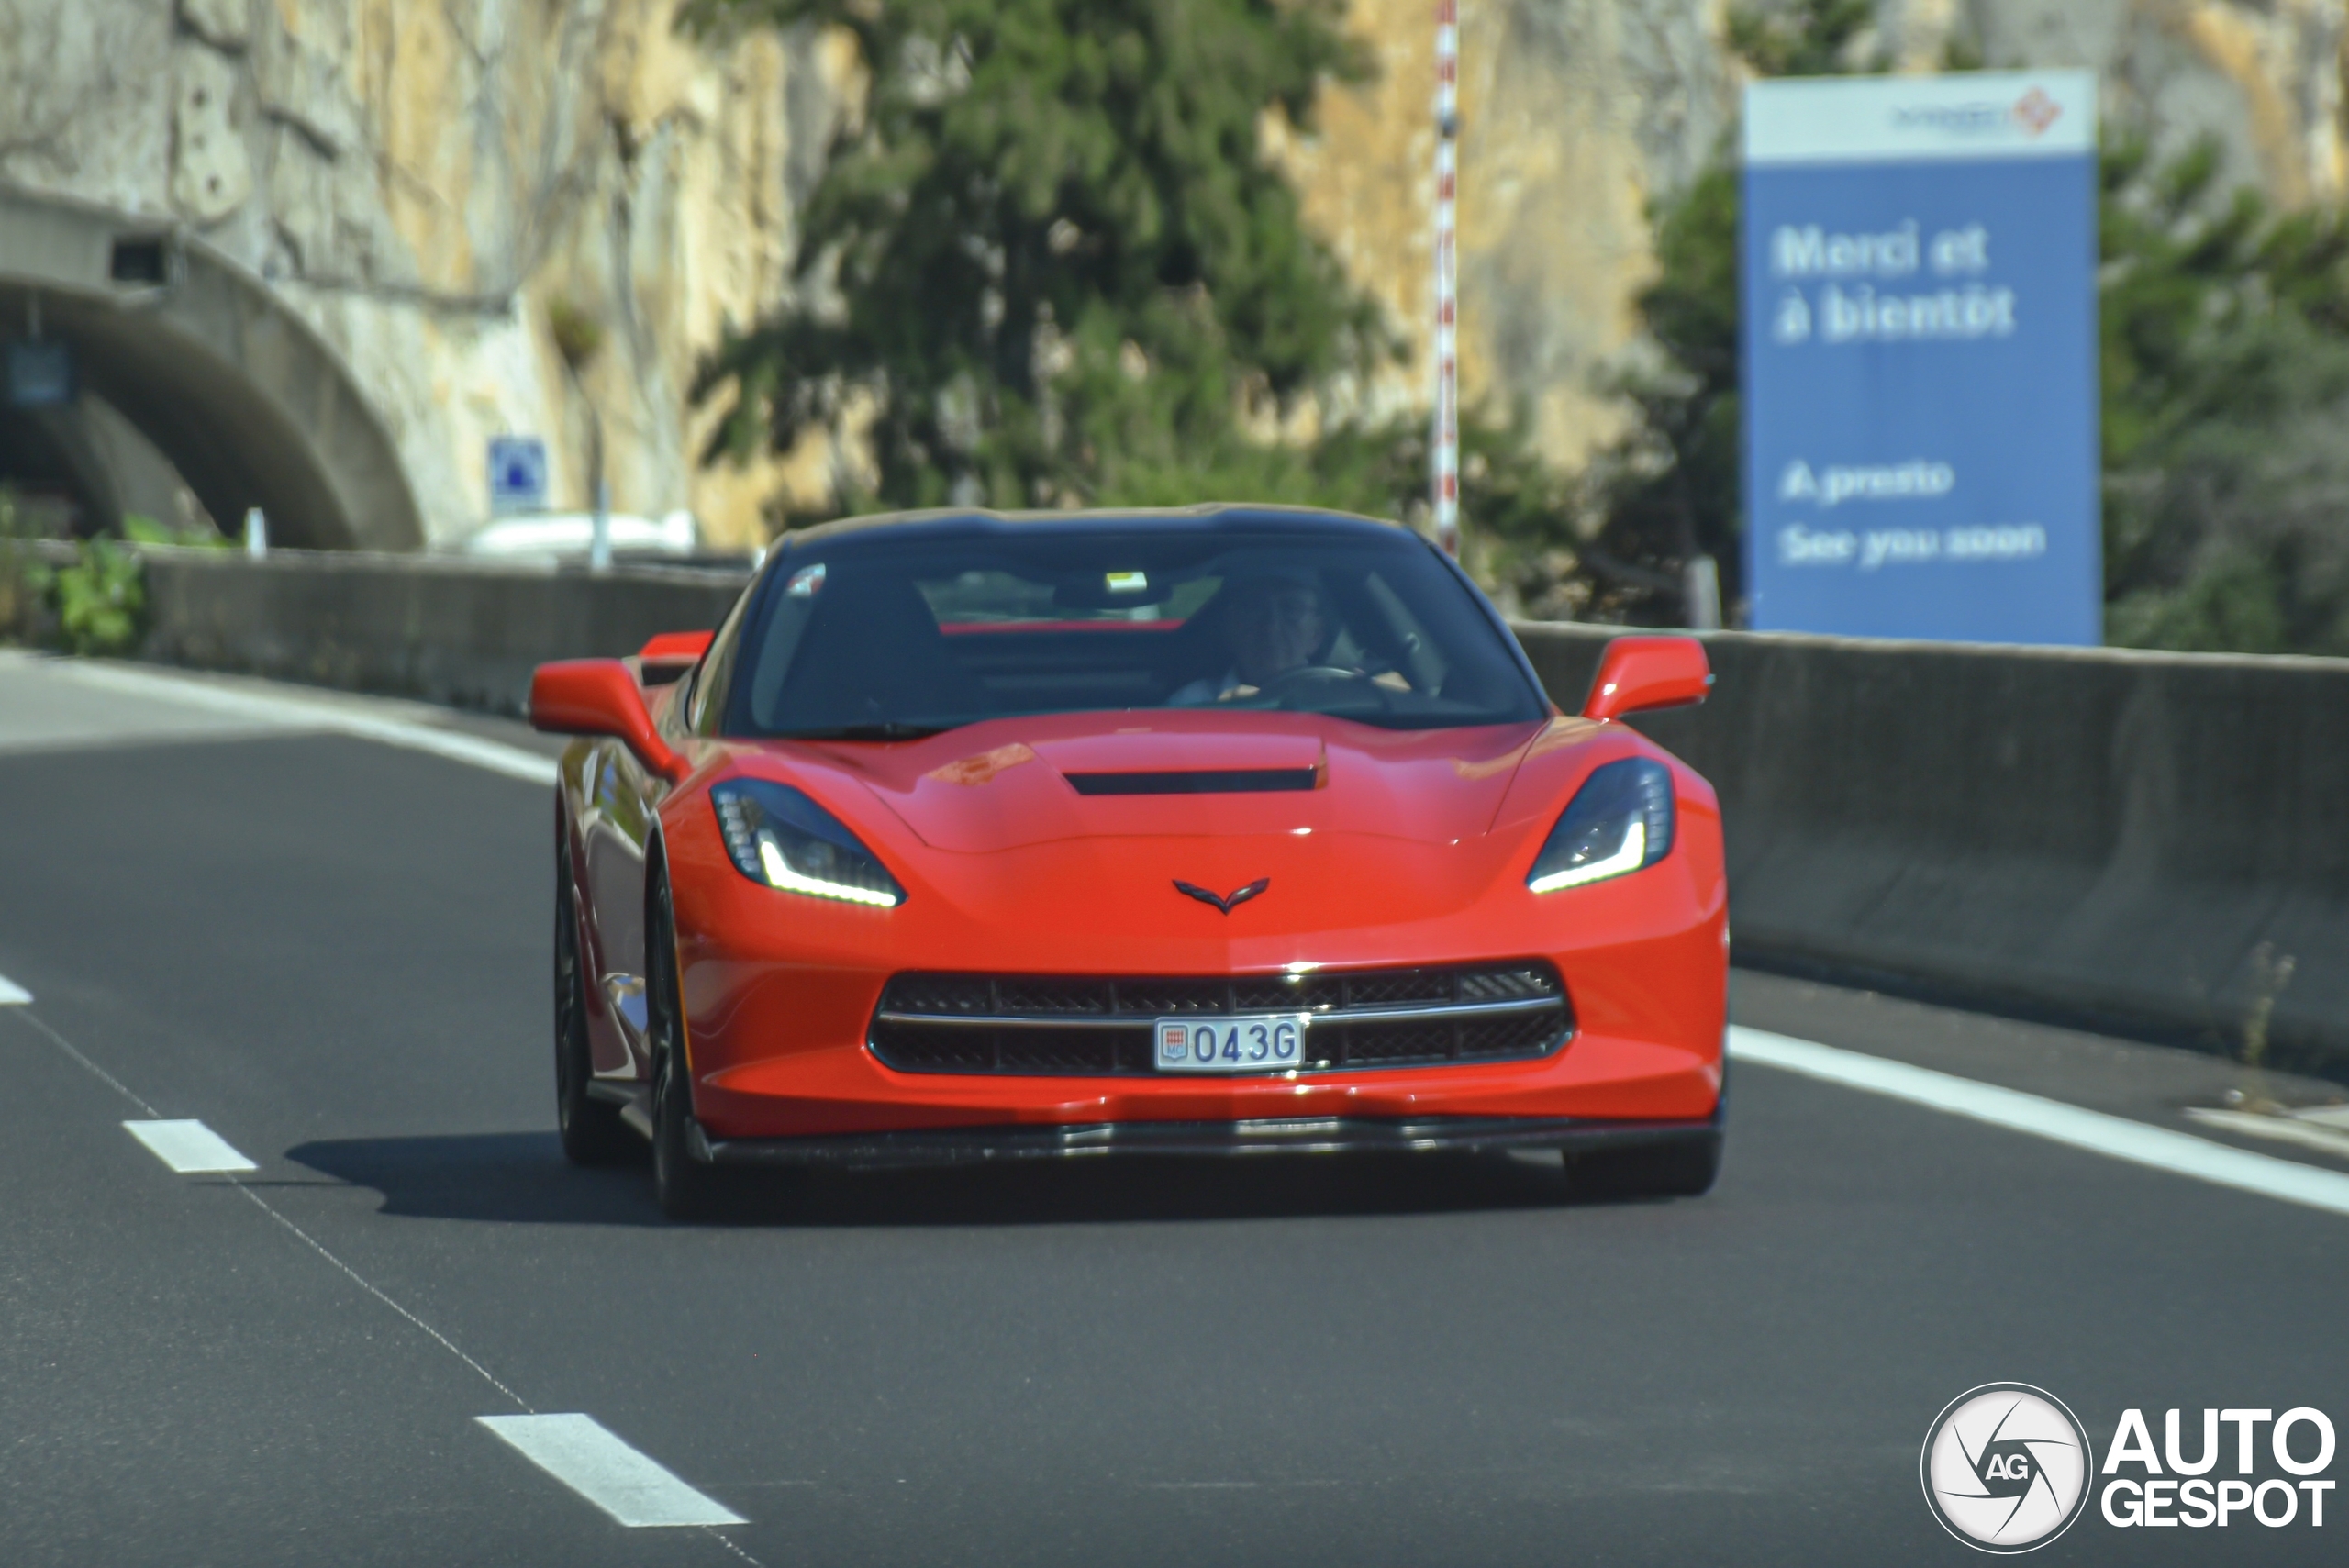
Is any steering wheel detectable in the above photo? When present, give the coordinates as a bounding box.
[1262,664,1365,692]
[1252,664,1387,712]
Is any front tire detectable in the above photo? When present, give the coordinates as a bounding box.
[555,814,634,1165]
[646,858,727,1221]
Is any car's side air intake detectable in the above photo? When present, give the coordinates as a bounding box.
[869,962,1573,1075]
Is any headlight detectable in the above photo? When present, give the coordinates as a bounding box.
[1526,758,1675,893]
[710,779,906,907]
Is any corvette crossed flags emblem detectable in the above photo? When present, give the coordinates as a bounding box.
[1173,878,1269,915]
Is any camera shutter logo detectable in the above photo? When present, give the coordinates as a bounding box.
[1921,1384,2095,1552]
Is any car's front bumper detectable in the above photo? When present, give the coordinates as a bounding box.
[662,800,1730,1142]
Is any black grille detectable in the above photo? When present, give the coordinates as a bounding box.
[869,962,1572,1076]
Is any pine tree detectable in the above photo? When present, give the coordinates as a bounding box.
[2098,138,2349,653]
[685,0,1389,517]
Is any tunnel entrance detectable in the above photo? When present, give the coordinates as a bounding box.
[0,401,96,536]
[0,388,230,542]
[0,185,424,551]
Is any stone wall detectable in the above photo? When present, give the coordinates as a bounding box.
[4,1,2345,541]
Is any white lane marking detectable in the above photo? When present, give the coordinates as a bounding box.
[59,661,558,785]
[477,1414,748,1528]
[123,1118,259,1174]
[1729,1026,2349,1218]
[0,973,28,1005]
[6,1015,781,1562]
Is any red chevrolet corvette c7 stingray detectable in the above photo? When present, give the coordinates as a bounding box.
[531,506,1725,1218]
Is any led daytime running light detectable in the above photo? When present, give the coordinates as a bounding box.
[1525,757,1675,895]
[1528,817,1646,893]
[710,779,906,908]
[756,838,900,906]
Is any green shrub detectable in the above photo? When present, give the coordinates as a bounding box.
[121,512,228,550]
[44,538,145,656]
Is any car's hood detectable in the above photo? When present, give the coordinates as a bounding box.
[750,712,1555,853]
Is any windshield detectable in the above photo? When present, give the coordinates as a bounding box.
[723,522,1546,738]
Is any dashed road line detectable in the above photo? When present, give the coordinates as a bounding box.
[0,973,28,1005]
[124,1118,258,1174]
[1730,1025,2349,1218]
[57,660,559,785]
[4,1005,763,1562]
[9,1006,529,1406]
[477,1414,749,1528]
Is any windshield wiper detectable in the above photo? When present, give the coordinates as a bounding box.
[776,722,956,741]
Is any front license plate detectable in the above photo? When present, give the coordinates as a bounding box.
[1153,1014,1308,1073]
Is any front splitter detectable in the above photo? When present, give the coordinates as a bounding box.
[689,1111,1720,1171]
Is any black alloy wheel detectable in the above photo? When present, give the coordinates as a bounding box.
[646,855,727,1221]
[555,811,635,1165]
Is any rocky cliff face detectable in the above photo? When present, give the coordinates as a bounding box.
[1285,0,2349,469]
[0,0,854,549]
[1,0,2343,545]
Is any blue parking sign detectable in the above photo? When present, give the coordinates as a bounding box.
[488,436,548,516]
[1742,72,2100,644]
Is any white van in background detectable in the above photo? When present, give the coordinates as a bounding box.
[441,509,701,563]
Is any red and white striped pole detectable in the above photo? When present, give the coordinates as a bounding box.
[1431,1,1461,557]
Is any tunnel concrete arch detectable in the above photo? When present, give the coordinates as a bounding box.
[0,184,423,550]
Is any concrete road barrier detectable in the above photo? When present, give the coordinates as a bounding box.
[124,550,2346,1073]
[138,547,749,716]
[1519,624,2349,1075]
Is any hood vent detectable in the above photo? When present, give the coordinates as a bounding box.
[1063,767,1319,796]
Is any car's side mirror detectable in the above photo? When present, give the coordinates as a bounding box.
[1580,635,1712,721]
[636,630,713,687]
[530,659,689,781]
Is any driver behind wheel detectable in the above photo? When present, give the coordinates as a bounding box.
[1167,572,1341,706]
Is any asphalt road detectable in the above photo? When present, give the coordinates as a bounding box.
[3,650,2345,1567]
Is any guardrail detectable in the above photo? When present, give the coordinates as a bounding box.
[125,549,2347,1073]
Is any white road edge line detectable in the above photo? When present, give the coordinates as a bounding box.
[1728,1026,2349,1219]
[476,1414,748,1529]
[123,1118,258,1174]
[0,973,28,1005]
[59,661,558,785]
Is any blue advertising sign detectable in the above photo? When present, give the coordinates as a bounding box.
[1742,72,2100,643]
[488,435,548,515]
